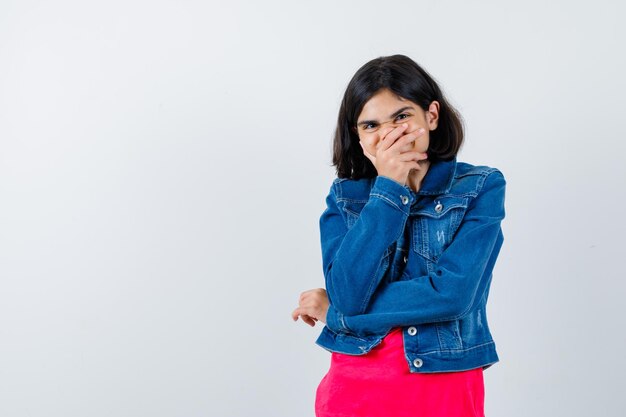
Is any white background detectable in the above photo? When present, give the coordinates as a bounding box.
[1,1,625,416]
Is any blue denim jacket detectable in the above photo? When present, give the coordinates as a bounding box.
[315,158,506,373]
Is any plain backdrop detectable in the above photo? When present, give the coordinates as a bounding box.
[1,1,625,416]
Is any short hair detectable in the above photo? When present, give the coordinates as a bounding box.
[332,54,465,179]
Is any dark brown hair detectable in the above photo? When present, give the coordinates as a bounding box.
[332,54,465,179]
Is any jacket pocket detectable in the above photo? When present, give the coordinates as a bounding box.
[412,196,468,262]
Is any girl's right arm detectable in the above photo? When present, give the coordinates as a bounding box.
[320,176,414,317]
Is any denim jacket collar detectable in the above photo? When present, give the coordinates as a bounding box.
[412,157,457,196]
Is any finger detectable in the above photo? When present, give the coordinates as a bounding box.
[409,160,422,171]
[377,126,397,147]
[399,151,429,162]
[292,307,310,321]
[391,128,426,151]
[378,124,409,152]
[302,315,316,326]
[396,132,426,152]
[397,142,417,153]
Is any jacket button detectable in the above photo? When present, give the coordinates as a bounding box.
[434,202,443,213]
[403,255,408,263]
[413,358,423,368]
[407,326,417,336]
[400,195,409,205]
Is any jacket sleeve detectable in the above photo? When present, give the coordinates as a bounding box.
[326,169,506,335]
[320,175,413,316]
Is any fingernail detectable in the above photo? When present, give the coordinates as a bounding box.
[402,123,408,128]
[419,127,425,133]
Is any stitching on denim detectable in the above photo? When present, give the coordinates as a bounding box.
[336,183,487,202]
[338,311,348,332]
[343,207,362,217]
[369,192,402,212]
[434,321,463,350]
[455,166,497,179]
[412,340,496,355]
[357,215,406,313]
[359,255,387,314]
[336,197,370,203]
[344,334,374,343]
[416,192,478,200]
[333,181,342,200]
[475,171,490,194]
[410,203,468,218]
[422,217,431,261]
[449,205,464,236]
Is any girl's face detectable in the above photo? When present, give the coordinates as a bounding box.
[355,88,439,158]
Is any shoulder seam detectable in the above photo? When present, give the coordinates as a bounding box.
[455,166,500,179]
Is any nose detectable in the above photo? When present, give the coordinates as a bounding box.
[378,120,406,139]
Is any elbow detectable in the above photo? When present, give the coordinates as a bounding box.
[430,296,470,322]
[430,272,474,320]
[447,298,471,319]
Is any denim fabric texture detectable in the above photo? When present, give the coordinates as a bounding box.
[315,157,506,373]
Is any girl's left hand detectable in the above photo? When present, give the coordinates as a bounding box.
[291,288,329,327]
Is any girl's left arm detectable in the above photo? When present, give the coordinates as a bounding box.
[325,169,506,336]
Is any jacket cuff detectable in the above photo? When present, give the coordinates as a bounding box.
[369,175,415,214]
[325,303,349,333]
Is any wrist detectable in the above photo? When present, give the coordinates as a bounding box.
[370,176,416,213]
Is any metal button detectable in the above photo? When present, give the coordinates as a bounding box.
[403,255,408,263]
[413,358,423,368]
[407,326,417,336]
[434,202,443,213]
[400,195,409,205]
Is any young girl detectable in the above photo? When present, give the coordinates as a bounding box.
[291,54,506,417]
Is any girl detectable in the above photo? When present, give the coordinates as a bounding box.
[291,54,506,417]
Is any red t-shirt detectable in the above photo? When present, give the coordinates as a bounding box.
[315,327,485,417]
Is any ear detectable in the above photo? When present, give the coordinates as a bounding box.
[427,100,440,131]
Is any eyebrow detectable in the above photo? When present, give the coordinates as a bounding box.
[356,106,414,127]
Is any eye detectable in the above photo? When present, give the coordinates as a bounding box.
[362,123,377,130]
[395,113,410,121]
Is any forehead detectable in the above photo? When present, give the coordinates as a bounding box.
[358,89,421,119]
